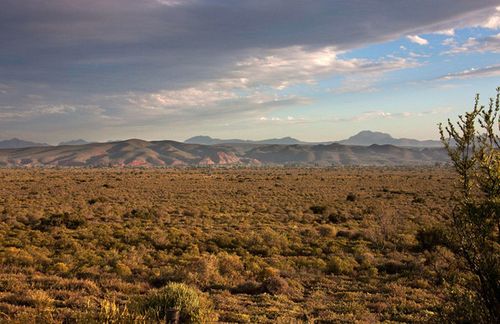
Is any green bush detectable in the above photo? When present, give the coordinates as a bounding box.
[136,282,215,323]
[326,256,358,275]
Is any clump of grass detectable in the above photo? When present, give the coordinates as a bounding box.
[76,298,145,323]
[135,282,216,323]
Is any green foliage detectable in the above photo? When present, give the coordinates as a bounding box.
[326,256,358,275]
[135,282,215,323]
[438,86,500,322]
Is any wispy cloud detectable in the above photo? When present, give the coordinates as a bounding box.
[435,29,455,36]
[111,46,419,116]
[258,116,307,124]
[335,107,453,122]
[443,33,500,54]
[439,64,500,80]
[0,104,101,120]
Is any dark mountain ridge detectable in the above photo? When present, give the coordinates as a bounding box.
[0,138,49,149]
[185,131,442,147]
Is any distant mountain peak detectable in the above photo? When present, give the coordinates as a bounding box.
[59,139,90,146]
[0,138,49,149]
[184,135,304,145]
[349,130,393,140]
[339,131,441,147]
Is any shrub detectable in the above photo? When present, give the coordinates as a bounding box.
[318,224,337,237]
[309,205,327,215]
[262,275,290,295]
[438,87,500,322]
[36,212,86,231]
[136,282,215,323]
[77,299,145,323]
[231,280,263,295]
[346,193,357,202]
[328,213,347,224]
[326,256,358,275]
[183,254,223,289]
[412,197,426,204]
[415,226,446,251]
[378,260,408,275]
[114,262,133,278]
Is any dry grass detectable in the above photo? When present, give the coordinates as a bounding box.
[0,167,456,322]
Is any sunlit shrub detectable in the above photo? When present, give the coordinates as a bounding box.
[136,282,215,323]
[326,256,358,275]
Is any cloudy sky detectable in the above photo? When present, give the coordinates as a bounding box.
[1,0,499,144]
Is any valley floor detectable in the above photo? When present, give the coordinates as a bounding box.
[0,167,456,322]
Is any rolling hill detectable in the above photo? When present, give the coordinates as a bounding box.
[0,139,449,167]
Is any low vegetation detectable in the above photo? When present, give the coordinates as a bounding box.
[0,166,458,322]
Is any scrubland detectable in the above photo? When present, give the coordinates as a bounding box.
[0,167,457,322]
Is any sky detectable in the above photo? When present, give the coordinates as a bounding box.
[0,0,499,144]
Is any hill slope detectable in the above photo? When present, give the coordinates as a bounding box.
[0,139,449,167]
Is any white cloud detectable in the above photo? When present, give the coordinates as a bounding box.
[258,115,306,124]
[435,29,455,36]
[236,46,418,93]
[0,83,11,95]
[442,38,456,46]
[0,104,100,120]
[439,64,500,80]
[482,6,500,29]
[335,107,453,123]
[443,33,500,54]
[115,45,419,116]
[407,35,429,45]
[153,0,197,7]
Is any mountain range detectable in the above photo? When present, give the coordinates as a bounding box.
[185,131,442,147]
[0,138,49,149]
[337,131,442,147]
[59,139,91,146]
[0,138,448,167]
[184,135,305,145]
[0,131,442,149]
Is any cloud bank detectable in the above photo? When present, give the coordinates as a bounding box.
[0,0,498,141]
